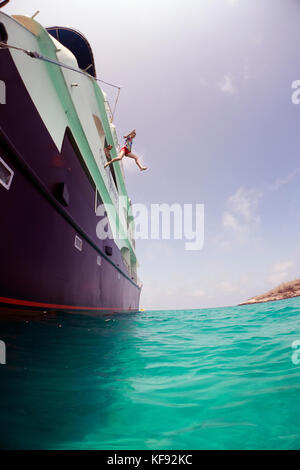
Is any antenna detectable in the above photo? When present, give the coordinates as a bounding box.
[31,11,40,19]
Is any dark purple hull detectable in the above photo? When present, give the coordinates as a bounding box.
[0,48,141,314]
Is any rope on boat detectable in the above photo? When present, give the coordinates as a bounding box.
[111,87,121,123]
[0,0,10,9]
[0,41,121,121]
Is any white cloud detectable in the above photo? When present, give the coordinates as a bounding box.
[219,281,240,293]
[273,261,293,272]
[218,74,237,95]
[228,187,262,222]
[222,212,243,233]
[222,187,262,240]
[267,260,293,285]
[268,271,289,285]
[266,168,300,192]
[220,168,300,244]
[192,288,206,298]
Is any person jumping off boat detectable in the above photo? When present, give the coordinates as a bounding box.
[104,130,147,171]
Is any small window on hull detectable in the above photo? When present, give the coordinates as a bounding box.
[0,22,8,43]
[0,156,14,190]
[74,235,82,251]
[55,182,70,206]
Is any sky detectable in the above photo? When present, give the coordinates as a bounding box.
[4,0,300,309]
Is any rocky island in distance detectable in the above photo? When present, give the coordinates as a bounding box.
[239,278,300,305]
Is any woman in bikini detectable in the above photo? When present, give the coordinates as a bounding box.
[104,130,147,171]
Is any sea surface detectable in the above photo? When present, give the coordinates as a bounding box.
[0,297,300,450]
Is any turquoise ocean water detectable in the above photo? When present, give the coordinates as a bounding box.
[0,297,300,450]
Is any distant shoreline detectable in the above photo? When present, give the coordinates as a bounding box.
[239,278,300,306]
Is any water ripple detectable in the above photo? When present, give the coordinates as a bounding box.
[0,297,300,449]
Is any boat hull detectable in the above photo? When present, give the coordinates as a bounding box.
[0,46,141,315]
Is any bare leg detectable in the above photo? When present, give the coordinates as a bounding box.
[127,152,147,171]
[104,149,125,168]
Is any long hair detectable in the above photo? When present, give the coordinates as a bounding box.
[123,130,136,139]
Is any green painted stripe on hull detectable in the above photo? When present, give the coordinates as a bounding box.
[92,82,127,197]
[36,27,136,262]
